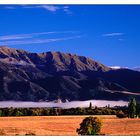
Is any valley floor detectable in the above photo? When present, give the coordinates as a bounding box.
[0,115,139,136]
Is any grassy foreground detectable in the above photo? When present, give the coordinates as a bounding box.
[0,115,139,136]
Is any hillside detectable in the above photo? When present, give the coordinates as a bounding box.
[0,46,140,101]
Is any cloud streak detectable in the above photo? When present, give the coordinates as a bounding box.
[0,31,82,46]
[0,31,79,41]
[102,32,124,37]
[21,5,60,12]
[3,6,16,9]
[2,5,71,14]
[0,35,82,46]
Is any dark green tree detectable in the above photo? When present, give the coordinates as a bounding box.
[0,110,3,116]
[76,116,102,135]
[128,98,137,118]
[136,102,140,118]
[89,102,92,109]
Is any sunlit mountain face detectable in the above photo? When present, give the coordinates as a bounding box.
[0,46,140,102]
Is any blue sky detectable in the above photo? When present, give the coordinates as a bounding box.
[0,5,140,68]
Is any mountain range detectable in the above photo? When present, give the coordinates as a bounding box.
[133,67,140,72]
[0,46,140,102]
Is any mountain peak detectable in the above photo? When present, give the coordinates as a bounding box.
[0,45,15,51]
[0,46,28,53]
[0,46,110,72]
[0,46,139,101]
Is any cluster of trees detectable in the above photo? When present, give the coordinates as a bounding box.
[128,98,140,118]
[0,106,125,117]
[116,98,140,118]
[0,108,58,116]
[62,106,124,115]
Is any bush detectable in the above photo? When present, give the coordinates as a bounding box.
[116,110,127,118]
[25,132,36,136]
[76,116,102,135]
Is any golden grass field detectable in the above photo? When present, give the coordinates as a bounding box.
[0,115,140,136]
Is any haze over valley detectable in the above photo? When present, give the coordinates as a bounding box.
[0,46,139,106]
[0,5,140,107]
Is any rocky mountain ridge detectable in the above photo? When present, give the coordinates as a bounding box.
[0,46,140,101]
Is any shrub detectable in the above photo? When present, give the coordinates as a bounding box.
[25,132,36,136]
[76,116,102,135]
[116,110,127,118]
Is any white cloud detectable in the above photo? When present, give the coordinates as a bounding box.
[0,31,82,46]
[0,34,33,40]
[2,5,71,14]
[0,35,82,45]
[110,66,121,69]
[21,5,60,12]
[102,32,124,37]
[118,38,124,41]
[3,6,16,9]
[0,31,78,41]
[37,5,60,12]
[110,66,128,69]
[63,6,72,14]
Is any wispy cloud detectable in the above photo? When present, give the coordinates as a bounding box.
[3,6,16,9]
[63,6,72,14]
[0,31,83,45]
[21,5,60,12]
[0,31,79,41]
[0,35,82,46]
[0,34,33,40]
[2,5,71,14]
[118,38,124,41]
[102,32,124,37]
[38,5,59,12]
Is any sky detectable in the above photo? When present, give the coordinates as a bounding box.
[0,5,140,68]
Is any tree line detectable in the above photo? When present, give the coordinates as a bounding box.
[0,106,127,117]
[0,98,139,117]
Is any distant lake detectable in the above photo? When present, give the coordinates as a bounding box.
[0,100,128,108]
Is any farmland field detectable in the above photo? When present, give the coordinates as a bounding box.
[0,115,140,136]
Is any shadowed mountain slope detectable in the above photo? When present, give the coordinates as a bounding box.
[0,46,140,101]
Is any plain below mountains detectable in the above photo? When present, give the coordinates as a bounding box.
[0,46,140,102]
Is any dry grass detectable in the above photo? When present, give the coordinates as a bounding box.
[0,115,139,136]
